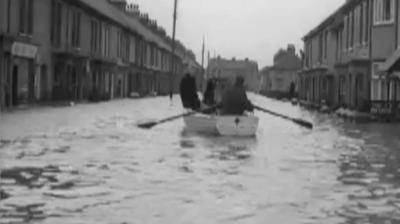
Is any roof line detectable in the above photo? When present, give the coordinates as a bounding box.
[302,0,361,40]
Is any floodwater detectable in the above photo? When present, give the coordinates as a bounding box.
[1,94,400,224]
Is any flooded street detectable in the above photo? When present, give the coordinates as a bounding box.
[1,94,400,224]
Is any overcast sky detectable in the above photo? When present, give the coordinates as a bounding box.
[128,0,345,68]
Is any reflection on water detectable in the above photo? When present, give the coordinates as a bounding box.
[1,95,400,224]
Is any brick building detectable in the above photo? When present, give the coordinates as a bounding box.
[299,0,400,118]
[0,0,201,110]
[206,57,260,92]
[260,44,301,99]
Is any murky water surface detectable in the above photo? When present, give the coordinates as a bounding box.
[1,94,400,224]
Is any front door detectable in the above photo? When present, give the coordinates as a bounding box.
[355,76,359,108]
[40,65,48,100]
[12,65,18,106]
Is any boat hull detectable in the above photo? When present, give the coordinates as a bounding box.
[183,114,259,137]
[216,116,259,137]
[183,114,218,134]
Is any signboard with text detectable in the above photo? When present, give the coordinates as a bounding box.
[11,42,38,59]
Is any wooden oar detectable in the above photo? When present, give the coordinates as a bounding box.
[138,105,217,129]
[254,105,313,129]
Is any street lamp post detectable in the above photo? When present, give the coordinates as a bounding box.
[169,0,178,100]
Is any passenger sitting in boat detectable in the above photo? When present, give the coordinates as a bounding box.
[220,76,254,115]
[215,78,228,106]
[203,78,216,106]
[179,72,201,110]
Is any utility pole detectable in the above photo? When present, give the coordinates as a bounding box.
[169,0,178,100]
[207,50,210,80]
[201,37,205,91]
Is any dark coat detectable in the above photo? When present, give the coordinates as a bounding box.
[179,74,200,110]
[220,86,254,115]
[203,80,216,106]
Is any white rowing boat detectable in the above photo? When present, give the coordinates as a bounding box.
[183,113,259,137]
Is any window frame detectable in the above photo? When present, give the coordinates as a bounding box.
[19,0,34,35]
[373,0,395,25]
[71,10,81,48]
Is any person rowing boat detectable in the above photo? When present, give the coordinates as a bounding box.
[220,75,254,116]
[203,78,216,107]
[140,74,313,130]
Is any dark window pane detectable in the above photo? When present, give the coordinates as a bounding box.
[28,0,33,34]
[19,0,26,33]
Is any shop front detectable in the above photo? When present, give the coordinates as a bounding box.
[53,53,89,101]
[1,39,39,108]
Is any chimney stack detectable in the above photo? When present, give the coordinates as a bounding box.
[126,3,140,17]
[109,0,127,11]
[287,44,296,55]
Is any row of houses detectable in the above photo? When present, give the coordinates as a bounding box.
[0,0,202,110]
[299,0,400,118]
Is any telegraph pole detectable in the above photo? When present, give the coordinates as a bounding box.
[201,36,205,91]
[169,0,178,100]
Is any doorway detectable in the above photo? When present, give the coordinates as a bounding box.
[40,65,48,100]
[354,74,363,109]
[12,65,18,106]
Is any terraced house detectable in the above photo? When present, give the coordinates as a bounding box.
[299,0,400,118]
[0,0,201,110]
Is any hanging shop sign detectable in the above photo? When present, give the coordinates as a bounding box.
[11,42,38,59]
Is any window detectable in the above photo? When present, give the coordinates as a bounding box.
[51,0,62,47]
[65,8,70,45]
[153,48,157,67]
[359,5,363,45]
[305,42,309,67]
[350,10,354,48]
[126,37,130,61]
[362,1,369,43]
[102,26,110,57]
[90,20,100,54]
[344,15,349,50]
[149,45,154,66]
[117,30,129,60]
[117,31,121,58]
[324,30,328,59]
[71,11,81,48]
[336,28,343,62]
[129,36,136,63]
[374,0,394,25]
[19,0,33,35]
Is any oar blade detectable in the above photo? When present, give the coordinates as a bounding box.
[137,122,158,129]
[293,119,313,129]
